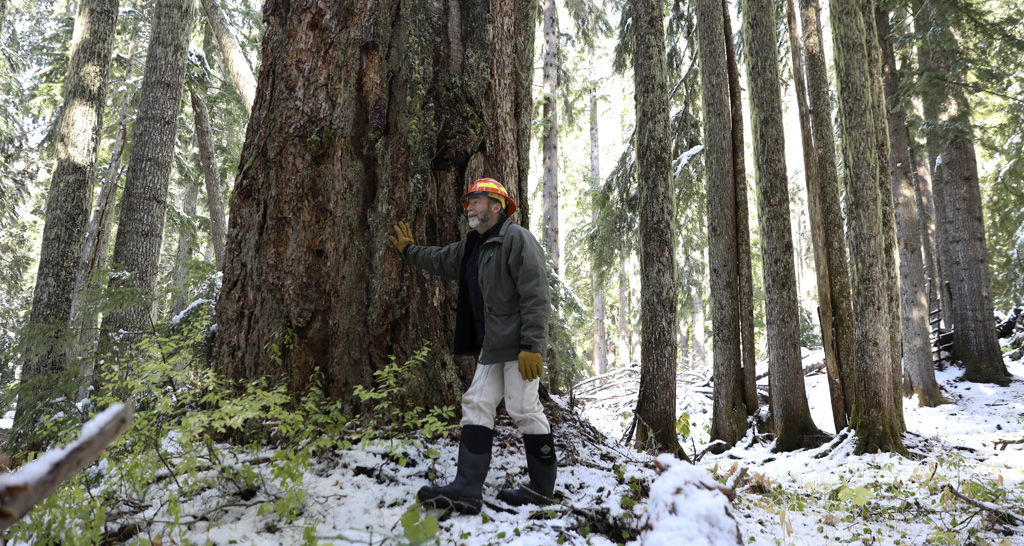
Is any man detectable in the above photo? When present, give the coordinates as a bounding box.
[389,178,556,515]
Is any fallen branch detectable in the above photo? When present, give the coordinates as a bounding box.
[993,438,1024,451]
[942,484,1024,526]
[0,404,133,533]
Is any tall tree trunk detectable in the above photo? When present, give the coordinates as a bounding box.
[200,0,256,113]
[786,0,844,433]
[542,0,560,272]
[632,0,683,457]
[590,79,608,376]
[914,151,940,319]
[800,0,855,425]
[829,0,905,454]
[190,87,227,269]
[860,0,904,431]
[691,280,706,364]
[215,0,537,406]
[914,2,1009,386]
[744,0,818,450]
[169,172,200,317]
[20,0,118,381]
[101,0,194,349]
[697,0,746,449]
[618,258,630,366]
[723,1,758,416]
[875,7,944,407]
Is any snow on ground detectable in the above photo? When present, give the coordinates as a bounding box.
[5,348,1024,545]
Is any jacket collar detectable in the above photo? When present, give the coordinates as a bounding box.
[467,216,511,244]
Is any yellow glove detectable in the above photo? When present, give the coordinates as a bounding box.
[518,351,543,381]
[389,221,414,253]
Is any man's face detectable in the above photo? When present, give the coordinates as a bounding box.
[467,195,501,232]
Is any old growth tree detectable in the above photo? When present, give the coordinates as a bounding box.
[216,0,537,408]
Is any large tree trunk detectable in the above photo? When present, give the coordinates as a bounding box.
[860,0,904,431]
[590,80,608,376]
[70,0,145,351]
[200,0,256,113]
[800,0,855,425]
[786,0,844,433]
[20,0,118,379]
[830,0,905,454]
[697,0,746,449]
[914,2,1009,386]
[101,0,194,348]
[632,0,683,456]
[875,7,944,407]
[190,87,227,269]
[169,173,200,317]
[723,1,758,416]
[215,0,537,406]
[744,0,818,450]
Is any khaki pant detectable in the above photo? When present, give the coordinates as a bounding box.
[460,360,550,435]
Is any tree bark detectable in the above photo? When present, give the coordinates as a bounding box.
[542,0,560,273]
[169,171,200,317]
[697,0,746,449]
[101,0,194,348]
[800,0,855,425]
[914,1,1009,386]
[744,0,818,450]
[723,1,758,416]
[590,80,608,376]
[914,150,940,319]
[190,87,227,269]
[21,0,118,380]
[199,0,256,113]
[860,0,904,430]
[633,0,683,457]
[875,7,944,407]
[786,0,844,433]
[215,0,537,406]
[829,0,905,454]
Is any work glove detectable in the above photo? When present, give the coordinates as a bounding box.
[518,351,543,381]
[390,221,414,254]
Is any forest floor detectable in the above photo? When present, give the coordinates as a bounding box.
[4,344,1024,545]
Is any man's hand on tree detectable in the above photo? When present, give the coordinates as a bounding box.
[390,221,414,253]
[518,351,543,381]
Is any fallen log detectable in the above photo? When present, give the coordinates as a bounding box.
[0,403,133,534]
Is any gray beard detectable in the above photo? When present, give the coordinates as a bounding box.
[468,216,481,230]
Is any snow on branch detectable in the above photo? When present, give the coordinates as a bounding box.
[0,403,133,533]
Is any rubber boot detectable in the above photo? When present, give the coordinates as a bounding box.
[418,425,492,514]
[497,433,557,506]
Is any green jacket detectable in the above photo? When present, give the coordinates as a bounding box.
[403,217,550,364]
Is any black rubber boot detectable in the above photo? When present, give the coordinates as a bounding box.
[418,425,492,514]
[497,433,557,506]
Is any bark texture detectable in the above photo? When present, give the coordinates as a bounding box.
[22,0,118,378]
[723,2,757,416]
[190,87,227,269]
[102,0,195,346]
[914,2,1009,386]
[787,0,844,433]
[216,0,537,406]
[590,82,608,375]
[170,175,200,317]
[829,0,905,454]
[744,0,818,450]
[876,7,944,406]
[860,0,904,430]
[633,0,682,456]
[801,0,856,424]
[697,0,746,449]
[200,0,257,113]
[542,0,560,272]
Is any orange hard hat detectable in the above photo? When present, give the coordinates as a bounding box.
[460,178,517,216]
